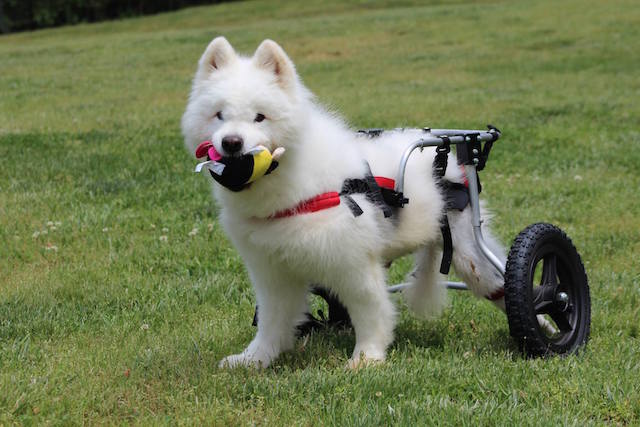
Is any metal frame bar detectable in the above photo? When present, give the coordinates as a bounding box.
[387,127,504,294]
[388,281,469,293]
[394,128,498,194]
[464,164,506,275]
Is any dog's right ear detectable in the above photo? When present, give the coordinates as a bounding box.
[196,36,236,79]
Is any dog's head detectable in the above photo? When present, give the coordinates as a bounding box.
[182,37,308,158]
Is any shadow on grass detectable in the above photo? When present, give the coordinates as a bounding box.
[265,311,519,372]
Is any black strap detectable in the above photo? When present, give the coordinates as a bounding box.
[477,138,492,171]
[380,187,409,208]
[341,178,369,194]
[440,216,453,274]
[433,137,454,275]
[342,195,364,217]
[477,124,500,171]
[363,164,393,218]
[433,136,451,179]
[340,162,393,218]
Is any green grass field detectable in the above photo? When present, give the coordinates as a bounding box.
[1,0,639,424]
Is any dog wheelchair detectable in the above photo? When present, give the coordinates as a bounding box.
[287,125,591,357]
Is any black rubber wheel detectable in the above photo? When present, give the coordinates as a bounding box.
[504,223,590,357]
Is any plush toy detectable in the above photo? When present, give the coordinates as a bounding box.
[194,140,285,192]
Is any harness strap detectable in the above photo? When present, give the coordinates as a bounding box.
[435,139,486,275]
[270,191,341,219]
[433,136,451,179]
[342,195,364,217]
[434,137,454,275]
[439,216,453,274]
[341,164,393,218]
[269,175,397,219]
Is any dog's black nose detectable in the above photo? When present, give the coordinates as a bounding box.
[221,135,243,154]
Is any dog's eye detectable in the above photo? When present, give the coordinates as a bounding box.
[254,113,266,123]
[215,111,223,120]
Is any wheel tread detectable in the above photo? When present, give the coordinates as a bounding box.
[504,223,590,357]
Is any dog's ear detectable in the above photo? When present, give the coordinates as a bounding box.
[253,39,297,90]
[197,36,236,79]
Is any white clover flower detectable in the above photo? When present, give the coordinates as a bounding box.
[188,227,199,237]
[159,235,168,242]
[162,227,169,233]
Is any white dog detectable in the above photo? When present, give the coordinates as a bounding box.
[182,37,509,368]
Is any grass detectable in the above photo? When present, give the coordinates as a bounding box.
[1,0,639,424]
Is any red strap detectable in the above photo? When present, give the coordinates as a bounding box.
[374,176,395,190]
[271,192,341,218]
[270,176,395,219]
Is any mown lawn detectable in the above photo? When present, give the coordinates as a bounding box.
[1,0,639,424]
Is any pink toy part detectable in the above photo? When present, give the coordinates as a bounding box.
[195,140,223,161]
[208,147,222,161]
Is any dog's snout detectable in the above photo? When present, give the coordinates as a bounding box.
[221,135,244,154]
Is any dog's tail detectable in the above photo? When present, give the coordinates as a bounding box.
[402,246,448,319]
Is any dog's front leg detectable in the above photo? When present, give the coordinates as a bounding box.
[219,268,307,369]
[334,263,396,368]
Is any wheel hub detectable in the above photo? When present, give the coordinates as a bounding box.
[555,291,570,312]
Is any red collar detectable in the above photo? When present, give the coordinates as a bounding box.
[270,192,341,219]
[270,177,395,219]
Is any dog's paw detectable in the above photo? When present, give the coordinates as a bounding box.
[218,353,267,369]
[347,348,385,370]
[346,355,385,370]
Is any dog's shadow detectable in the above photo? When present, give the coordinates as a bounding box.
[267,314,515,372]
[269,325,435,372]
[263,289,517,370]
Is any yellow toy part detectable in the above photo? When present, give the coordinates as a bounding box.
[247,147,275,183]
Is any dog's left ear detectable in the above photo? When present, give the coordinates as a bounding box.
[253,40,297,91]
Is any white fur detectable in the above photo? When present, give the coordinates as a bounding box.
[182,37,511,368]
